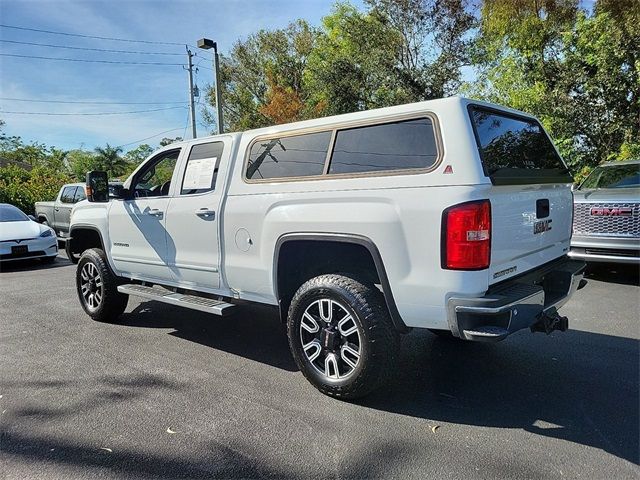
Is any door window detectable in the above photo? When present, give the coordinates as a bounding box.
[181,142,224,195]
[60,186,76,203]
[73,186,86,203]
[132,150,180,198]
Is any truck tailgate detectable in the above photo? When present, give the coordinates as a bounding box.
[489,184,572,284]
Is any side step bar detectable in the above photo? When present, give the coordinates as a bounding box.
[117,284,237,316]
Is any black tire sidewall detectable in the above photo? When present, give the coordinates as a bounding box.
[289,285,370,389]
[76,248,127,322]
[287,274,397,399]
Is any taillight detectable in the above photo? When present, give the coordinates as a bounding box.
[442,200,491,270]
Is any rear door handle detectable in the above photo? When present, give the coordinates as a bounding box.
[195,208,215,219]
[147,209,163,217]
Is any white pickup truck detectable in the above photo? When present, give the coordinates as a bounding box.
[69,97,586,399]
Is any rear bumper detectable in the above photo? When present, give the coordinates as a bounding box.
[569,235,639,264]
[447,257,586,342]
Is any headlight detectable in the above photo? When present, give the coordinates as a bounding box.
[39,229,54,238]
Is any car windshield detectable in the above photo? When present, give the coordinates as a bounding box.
[579,163,640,189]
[0,204,29,222]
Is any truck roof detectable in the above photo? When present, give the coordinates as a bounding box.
[166,96,536,149]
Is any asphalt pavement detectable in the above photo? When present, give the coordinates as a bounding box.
[1,253,638,479]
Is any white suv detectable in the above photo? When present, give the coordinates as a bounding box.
[69,97,586,399]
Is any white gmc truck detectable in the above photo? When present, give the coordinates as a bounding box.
[69,97,586,399]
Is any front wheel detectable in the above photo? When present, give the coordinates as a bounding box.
[287,274,399,400]
[76,248,128,322]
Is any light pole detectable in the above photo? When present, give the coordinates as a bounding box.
[197,38,224,134]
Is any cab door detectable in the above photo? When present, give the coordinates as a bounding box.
[55,185,77,236]
[164,139,228,290]
[108,148,182,281]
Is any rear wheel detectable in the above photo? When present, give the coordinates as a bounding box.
[76,248,128,322]
[287,274,399,400]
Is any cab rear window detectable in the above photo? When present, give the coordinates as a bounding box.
[469,106,573,185]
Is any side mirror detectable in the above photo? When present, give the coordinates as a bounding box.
[108,184,125,199]
[86,170,109,202]
[28,215,36,221]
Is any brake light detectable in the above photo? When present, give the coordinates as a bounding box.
[442,200,491,270]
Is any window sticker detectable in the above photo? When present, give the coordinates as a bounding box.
[183,157,216,190]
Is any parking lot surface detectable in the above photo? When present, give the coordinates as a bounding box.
[1,253,638,479]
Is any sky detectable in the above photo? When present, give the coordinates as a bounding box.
[1,0,596,153]
[0,0,357,152]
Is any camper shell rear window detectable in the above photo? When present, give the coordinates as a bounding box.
[469,106,573,185]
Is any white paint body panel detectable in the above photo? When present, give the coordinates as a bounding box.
[70,96,573,330]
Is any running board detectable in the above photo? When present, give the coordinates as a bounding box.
[117,284,237,316]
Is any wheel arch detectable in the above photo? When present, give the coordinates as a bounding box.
[273,233,409,333]
[68,225,106,257]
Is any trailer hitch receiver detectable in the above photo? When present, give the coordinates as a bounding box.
[530,307,568,335]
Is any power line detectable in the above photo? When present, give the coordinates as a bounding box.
[0,23,186,46]
[0,39,184,56]
[0,52,184,66]
[117,127,186,148]
[0,97,187,105]
[1,106,187,116]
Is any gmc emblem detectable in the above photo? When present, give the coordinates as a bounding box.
[533,219,553,234]
[590,207,632,216]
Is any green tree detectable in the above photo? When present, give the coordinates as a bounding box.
[124,143,153,164]
[159,137,182,147]
[471,0,639,170]
[205,20,320,131]
[94,144,127,177]
[66,149,98,181]
[0,165,70,215]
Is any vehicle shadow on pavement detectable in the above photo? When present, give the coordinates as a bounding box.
[0,256,72,272]
[0,373,185,421]
[584,262,639,286]
[118,301,297,372]
[0,430,423,479]
[361,328,640,466]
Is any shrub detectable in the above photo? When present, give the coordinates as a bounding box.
[0,165,71,215]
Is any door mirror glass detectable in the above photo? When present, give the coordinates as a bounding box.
[109,183,125,199]
[86,171,109,202]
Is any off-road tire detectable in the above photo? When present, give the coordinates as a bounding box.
[287,274,399,400]
[76,248,128,322]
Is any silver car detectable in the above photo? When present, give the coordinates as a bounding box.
[570,159,639,264]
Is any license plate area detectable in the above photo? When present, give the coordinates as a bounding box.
[11,245,28,255]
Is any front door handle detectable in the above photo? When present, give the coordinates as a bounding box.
[195,208,215,219]
[147,209,163,217]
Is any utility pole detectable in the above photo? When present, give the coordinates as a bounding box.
[186,48,197,139]
[197,38,224,134]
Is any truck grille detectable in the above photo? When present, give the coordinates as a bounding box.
[573,202,640,237]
